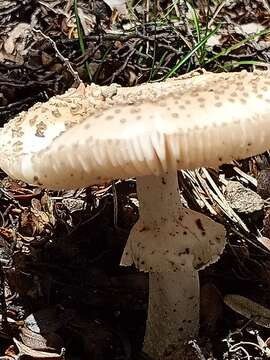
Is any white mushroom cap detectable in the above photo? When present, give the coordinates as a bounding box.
[0,71,201,185]
[1,70,270,189]
[0,85,89,183]
[103,0,127,14]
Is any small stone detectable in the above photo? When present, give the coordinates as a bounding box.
[225,180,264,214]
[62,198,86,213]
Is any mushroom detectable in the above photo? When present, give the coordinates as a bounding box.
[1,70,270,359]
[103,0,128,16]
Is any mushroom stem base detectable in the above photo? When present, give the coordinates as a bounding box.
[143,267,199,359]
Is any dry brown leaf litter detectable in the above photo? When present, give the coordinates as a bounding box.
[1,0,270,359]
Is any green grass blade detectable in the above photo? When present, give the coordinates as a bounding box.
[164,25,219,79]
[73,0,92,81]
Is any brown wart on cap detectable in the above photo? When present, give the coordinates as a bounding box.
[1,70,270,359]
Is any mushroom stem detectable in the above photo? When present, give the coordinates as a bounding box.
[121,172,225,358]
[136,172,184,221]
[144,267,199,358]
[136,173,199,358]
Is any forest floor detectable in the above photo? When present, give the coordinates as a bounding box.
[1,0,270,359]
